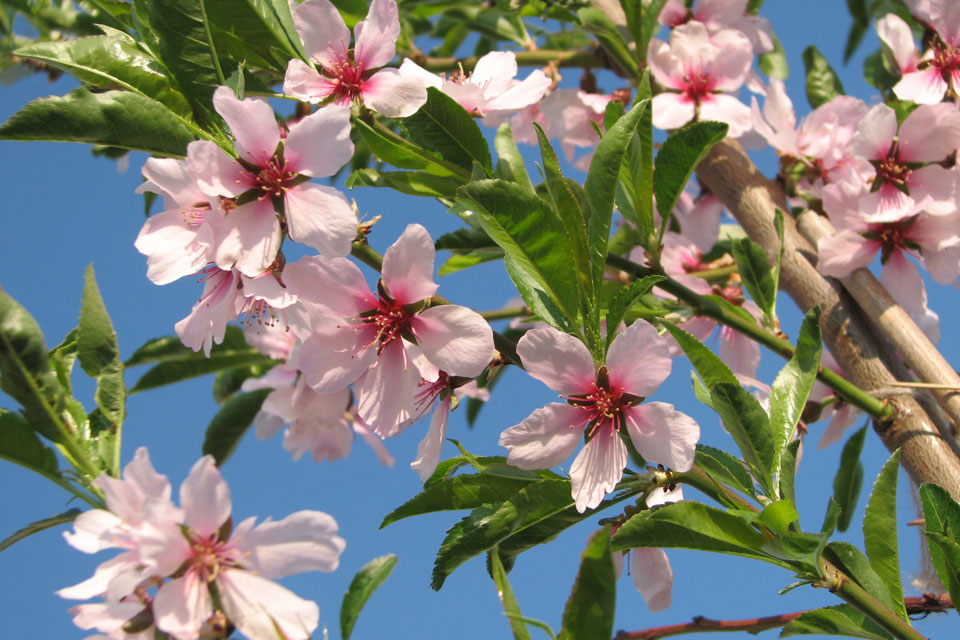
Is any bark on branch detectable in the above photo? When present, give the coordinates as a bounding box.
[696,139,960,499]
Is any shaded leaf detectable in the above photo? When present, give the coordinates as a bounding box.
[693,444,755,497]
[0,409,58,476]
[353,118,462,178]
[78,265,125,443]
[822,542,900,614]
[201,389,270,465]
[559,527,615,640]
[346,168,460,199]
[404,87,492,174]
[802,45,845,109]
[382,474,534,528]
[833,426,867,532]
[494,122,534,192]
[758,35,788,79]
[710,382,775,495]
[662,321,738,389]
[862,449,907,621]
[340,554,398,640]
[781,604,893,639]
[489,548,533,640]
[577,7,638,79]
[731,238,776,322]
[0,508,82,552]
[604,276,664,348]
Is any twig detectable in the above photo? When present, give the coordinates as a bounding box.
[613,593,952,640]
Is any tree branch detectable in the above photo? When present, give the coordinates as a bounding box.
[695,139,960,500]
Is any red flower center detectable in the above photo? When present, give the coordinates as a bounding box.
[565,366,643,439]
[255,158,297,199]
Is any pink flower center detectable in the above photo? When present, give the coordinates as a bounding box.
[932,43,960,81]
[682,68,714,103]
[326,53,366,106]
[254,158,297,199]
[863,217,920,263]
[186,533,240,583]
[182,203,212,227]
[360,289,414,354]
[565,366,642,440]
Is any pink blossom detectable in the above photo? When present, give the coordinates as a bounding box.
[890,1,960,104]
[648,22,753,136]
[659,0,774,54]
[134,157,223,285]
[848,102,960,222]
[283,0,427,117]
[499,322,699,512]
[286,224,495,436]
[188,87,357,277]
[399,51,551,119]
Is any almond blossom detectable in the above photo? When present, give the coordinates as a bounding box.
[499,321,699,512]
[659,0,774,54]
[188,86,357,277]
[887,2,960,104]
[648,22,753,136]
[286,223,495,437]
[399,51,551,119]
[283,0,427,117]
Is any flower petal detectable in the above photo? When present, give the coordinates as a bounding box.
[283,58,337,103]
[294,0,350,70]
[411,305,493,378]
[381,223,438,303]
[239,510,345,578]
[516,327,596,395]
[153,573,213,640]
[362,68,428,117]
[569,427,627,512]
[606,320,673,397]
[214,198,282,277]
[284,104,354,177]
[284,183,356,260]
[213,86,279,167]
[623,402,699,471]
[410,397,451,482]
[631,548,674,613]
[500,403,585,470]
[219,569,320,640]
[181,455,231,537]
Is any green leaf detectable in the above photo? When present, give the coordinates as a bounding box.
[863,49,899,92]
[433,479,591,590]
[731,238,776,322]
[862,449,907,621]
[0,508,82,552]
[201,388,271,466]
[381,474,534,528]
[635,72,655,240]
[802,45,845,109]
[435,226,497,253]
[346,168,460,199]
[443,6,531,46]
[204,0,304,69]
[821,497,842,536]
[781,604,893,639]
[0,409,58,476]
[131,0,221,112]
[458,179,579,329]
[535,125,593,334]
[585,98,649,299]
[923,533,960,614]
[662,321,738,389]
[604,276,664,348]
[919,483,960,607]
[761,532,826,568]
[353,118,462,178]
[758,35,788,79]
[494,122,534,192]
[710,382,775,496]
[439,251,504,276]
[340,554,398,640]
[757,500,799,537]
[49,328,79,394]
[0,288,65,442]
[558,527,615,640]
[577,7,639,79]
[844,0,870,61]
[78,265,125,461]
[489,548,533,640]
[611,501,773,563]
[15,34,192,117]
[833,426,867,532]
[640,0,669,64]
[822,541,900,614]
[404,87,492,175]
[779,439,801,508]
[654,121,728,243]
[769,307,821,484]
[693,444,755,497]
[0,88,196,156]
[211,362,274,405]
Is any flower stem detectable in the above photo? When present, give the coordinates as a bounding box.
[606,253,891,421]
[478,306,529,321]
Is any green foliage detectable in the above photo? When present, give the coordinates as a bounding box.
[693,444,756,498]
[346,168,460,199]
[489,549,533,640]
[661,322,738,389]
[844,0,870,62]
[340,555,398,640]
[382,474,536,527]
[404,88,492,175]
[0,508,82,552]
[758,35,788,79]
[558,527,615,640]
[781,604,894,639]
[0,409,58,477]
[919,483,960,611]
[710,382,775,497]
[822,542,901,614]
[802,45,845,109]
[201,388,271,466]
[494,123,534,192]
[604,276,664,349]
[730,237,777,324]
[577,7,638,79]
[833,426,867,532]
[862,450,907,621]
[0,88,196,156]
[354,118,465,178]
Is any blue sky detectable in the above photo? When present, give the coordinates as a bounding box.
[1,3,958,639]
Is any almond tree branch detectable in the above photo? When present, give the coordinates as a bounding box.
[613,594,953,640]
[695,139,960,499]
[796,209,960,435]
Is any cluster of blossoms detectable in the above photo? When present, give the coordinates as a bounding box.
[59,449,345,640]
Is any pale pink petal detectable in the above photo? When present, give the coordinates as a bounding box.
[500,403,585,469]
[484,70,552,114]
[181,456,231,537]
[410,397,451,482]
[881,252,940,344]
[256,388,292,440]
[153,573,213,640]
[284,104,354,177]
[893,69,947,105]
[411,305,493,378]
[187,140,252,198]
[647,40,687,91]
[898,103,960,162]
[175,270,240,356]
[214,198,282,277]
[356,340,420,436]
[61,510,123,554]
[135,208,214,285]
[651,93,696,131]
[239,510,345,578]
[282,255,374,316]
[850,104,898,160]
[707,28,753,90]
[570,427,627,512]
[213,86,280,166]
[623,402,699,471]
[516,327,596,395]
[57,553,132,599]
[606,320,673,397]
[817,231,878,278]
[353,0,400,70]
[645,485,683,508]
[299,323,374,392]
[381,223,439,303]
[294,0,350,70]
[698,93,752,137]
[858,184,915,224]
[284,183,357,259]
[876,14,918,73]
[68,600,146,634]
[817,404,859,449]
[139,157,206,208]
[284,417,353,462]
[471,51,518,98]
[906,165,957,215]
[283,58,337,103]
[362,68,429,117]
[219,569,319,640]
[632,548,674,613]
[397,58,444,91]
